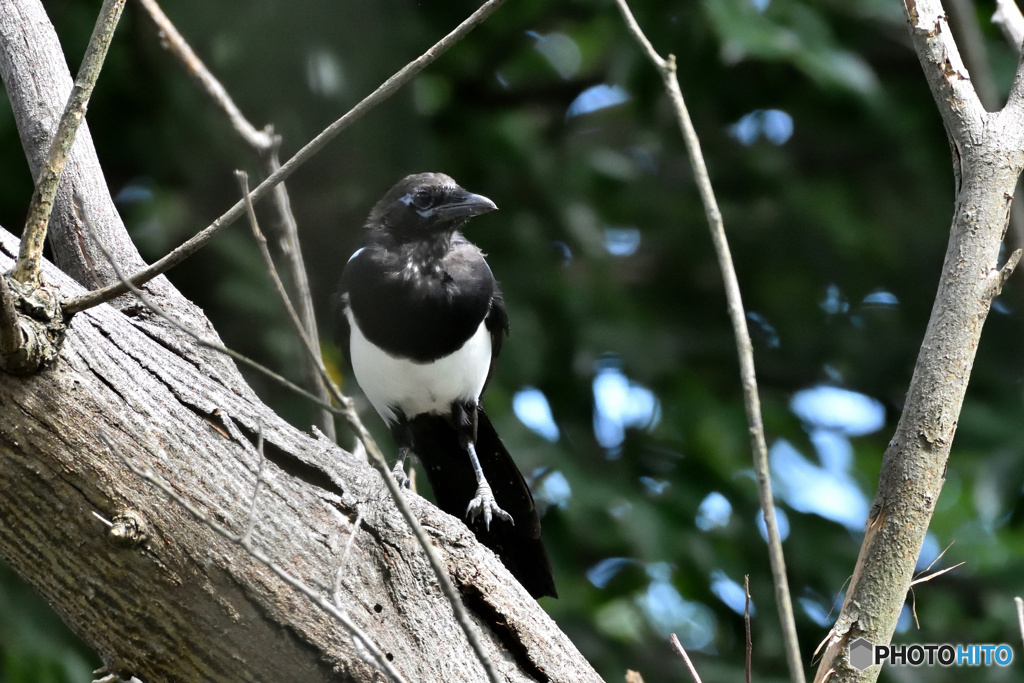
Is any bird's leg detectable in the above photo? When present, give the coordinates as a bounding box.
[464,441,514,529]
[389,421,414,488]
[454,402,513,530]
[391,447,412,488]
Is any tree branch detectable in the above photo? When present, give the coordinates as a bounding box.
[812,1,1024,680]
[992,0,1024,51]
[61,0,510,316]
[10,0,125,286]
[614,3,806,682]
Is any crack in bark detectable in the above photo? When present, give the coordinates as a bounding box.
[459,582,550,682]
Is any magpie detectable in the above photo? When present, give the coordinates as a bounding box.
[336,172,556,599]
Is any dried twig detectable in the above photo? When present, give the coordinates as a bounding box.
[242,418,267,547]
[334,507,364,609]
[97,432,407,683]
[134,0,273,151]
[993,0,1024,50]
[61,0,510,315]
[744,575,752,683]
[669,633,704,683]
[1015,596,1024,652]
[614,2,804,681]
[11,0,125,286]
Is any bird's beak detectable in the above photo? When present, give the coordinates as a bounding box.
[434,190,498,222]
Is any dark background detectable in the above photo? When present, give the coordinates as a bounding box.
[2,0,1023,681]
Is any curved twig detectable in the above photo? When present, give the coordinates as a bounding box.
[614,2,805,681]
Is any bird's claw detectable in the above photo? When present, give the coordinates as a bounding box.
[391,460,411,489]
[466,483,514,530]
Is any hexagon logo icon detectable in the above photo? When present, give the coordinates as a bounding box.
[849,637,875,671]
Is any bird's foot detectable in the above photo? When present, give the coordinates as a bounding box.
[391,460,411,488]
[466,482,514,530]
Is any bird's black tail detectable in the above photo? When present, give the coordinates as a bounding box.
[407,410,557,599]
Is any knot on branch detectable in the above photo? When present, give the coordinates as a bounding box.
[0,275,66,375]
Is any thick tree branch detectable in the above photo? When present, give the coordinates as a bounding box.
[614,3,805,682]
[813,1,1024,681]
[62,0,510,315]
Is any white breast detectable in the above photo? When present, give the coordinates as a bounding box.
[346,307,492,425]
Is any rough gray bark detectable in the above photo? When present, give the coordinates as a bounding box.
[813,1,1024,681]
[0,2,601,681]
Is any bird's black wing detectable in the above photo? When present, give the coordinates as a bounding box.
[482,283,509,396]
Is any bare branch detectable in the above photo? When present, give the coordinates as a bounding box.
[134,0,273,151]
[744,575,752,683]
[62,0,510,315]
[613,2,805,681]
[812,1,1024,679]
[992,0,1024,51]
[669,633,704,683]
[1015,596,1024,652]
[903,0,985,136]
[235,171,335,412]
[11,0,125,285]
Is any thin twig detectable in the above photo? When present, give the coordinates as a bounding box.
[614,2,805,682]
[1015,597,1024,652]
[235,171,333,410]
[97,432,407,683]
[263,144,336,441]
[11,0,126,286]
[744,575,752,683]
[134,0,273,151]
[61,0,510,315]
[136,0,335,439]
[993,0,1024,50]
[908,561,965,587]
[669,633,704,683]
[242,418,267,546]
[335,507,364,609]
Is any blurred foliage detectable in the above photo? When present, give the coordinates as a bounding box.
[2,0,1024,681]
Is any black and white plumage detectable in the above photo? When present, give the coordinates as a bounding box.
[336,172,556,599]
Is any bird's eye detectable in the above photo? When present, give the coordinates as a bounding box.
[412,190,433,210]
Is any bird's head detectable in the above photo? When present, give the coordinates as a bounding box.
[367,173,498,240]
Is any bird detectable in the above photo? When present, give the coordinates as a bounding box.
[335,172,556,599]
